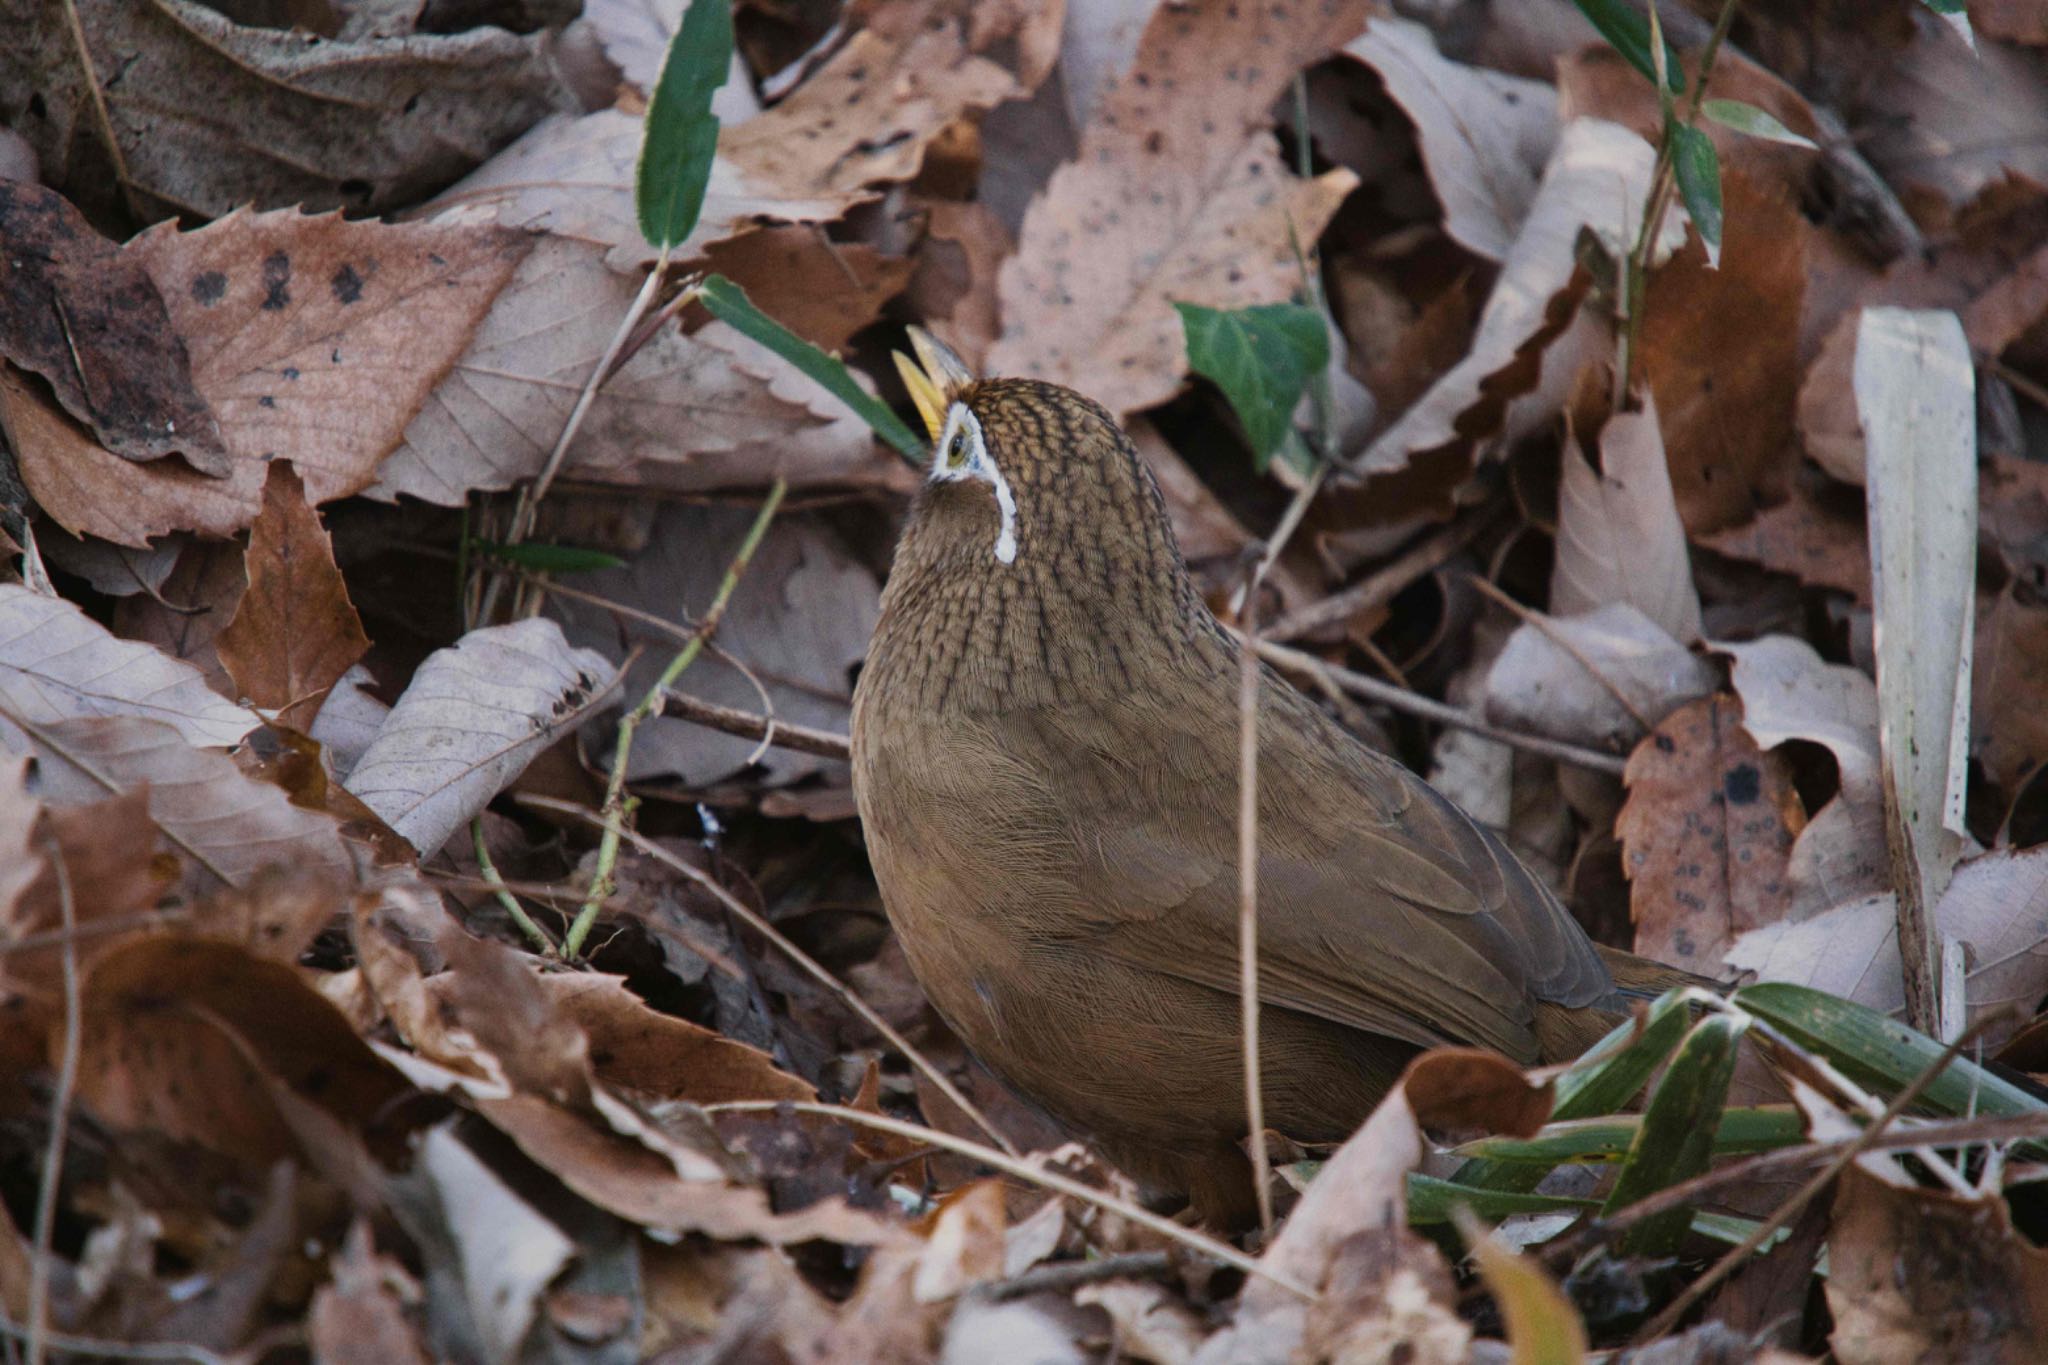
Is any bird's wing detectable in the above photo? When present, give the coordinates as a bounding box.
[995,669,1614,1062]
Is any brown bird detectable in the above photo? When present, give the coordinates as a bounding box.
[850,333,1690,1225]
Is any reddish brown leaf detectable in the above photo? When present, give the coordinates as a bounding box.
[1618,695,1801,975]
[216,462,371,729]
[700,228,913,353]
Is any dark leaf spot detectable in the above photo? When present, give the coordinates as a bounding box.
[331,263,364,304]
[1724,763,1762,805]
[260,252,291,311]
[191,271,227,305]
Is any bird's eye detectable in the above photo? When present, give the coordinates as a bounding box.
[944,432,969,469]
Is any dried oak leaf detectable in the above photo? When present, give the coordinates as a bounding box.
[11,210,529,545]
[1699,470,1871,603]
[1617,694,1800,976]
[372,233,907,503]
[217,462,371,732]
[987,0,1369,414]
[0,182,225,471]
[0,0,576,222]
[1552,396,1703,644]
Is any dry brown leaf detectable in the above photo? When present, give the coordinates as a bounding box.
[1862,22,2048,217]
[0,581,257,747]
[1617,694,1800,975]
[1637,169,1808,535]
[1551,395,1703,644]
[1973,0,2048,44]
[1699,472,1871,603]
[904,199,1013,373]
[1340,17,1557,262]
[542,972,815,1105]
[12,211,529,545]
[373,234,906,503]
[216,463,371,731]
[1719,634,1888,916]
[1727,846,2048,1042]
[0,0,574,222]
[988,0,1369,414]
[14,714,354,894]
[701,228,912,353]
[0,182,225,471]
[1357,117,1685,477]
[308,1222,430,1365]
[1977,587,2048,803]
[1827,1162,2048,1363]
[0,789,167,1001]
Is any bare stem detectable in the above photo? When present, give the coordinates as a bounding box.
[473,816,558,955]
[27,838,80,1365]
[1237,575,1274,1237]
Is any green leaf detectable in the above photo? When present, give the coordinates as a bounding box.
[471,541,629,573]
[697,274,925,461]
[1407,1174,1595,1225]
[1601,1012,1747,1259]
[1702,99,1819,150]
[636,0,734,250]
[1918,0,1963,9]
[1670,121,1723,262]
[1452,1105,1805,1166]
[1174,301,1329,470]
[1733,982,2048,1123]
[1572,0,1684,91]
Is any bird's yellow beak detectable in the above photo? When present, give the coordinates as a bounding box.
[892,326,975,442]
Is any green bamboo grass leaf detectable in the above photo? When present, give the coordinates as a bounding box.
[1670,122,1723,265]
[1702,99,1819,150]
[1601,1012,1748,1259]
[697,275,926,462]
[637,0,734,250]
[1406,1175,1594,1224]
[1451,1106,1804,1165]
[472,542,629,573]
[1572,0,1684,91]
[1174,301,1328,471]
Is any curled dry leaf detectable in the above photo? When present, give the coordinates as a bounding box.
[0,182,226,471]
[373,234,905,504]
[1719,634,1887,916]
[1483,602,1717,752]
[1617,694,1800,976]
[1357,118,1688,477]
[344,617,617,856]
[0,0,575,221]
[216,463,372,731]
[988,0,1370,415]
[1340,17,1558,263]
[0,581,258,747]
[1551,395,1704,644]
[13,209,531,545]
[1727,845,2048,1043]
[12,714,353,894]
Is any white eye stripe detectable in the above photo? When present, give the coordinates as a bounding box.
[930,403,1017,566]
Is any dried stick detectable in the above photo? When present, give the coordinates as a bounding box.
[27,838,79,1365]
[1262,511,1493,644]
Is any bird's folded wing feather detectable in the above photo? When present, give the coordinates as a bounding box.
[1005,676,1613,1062]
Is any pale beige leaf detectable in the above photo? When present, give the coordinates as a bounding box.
[1856,306,1975,1018]
[1358,118,1688,476]
[0,583,257,747]
[0,755,41,924]
[988,0,1372,414]
[1551,397,1702,643]
[344,619,617,856]
[414,1124,574,1364]
[372,235,906,504]
[1719,634,1887,915]
[1484,602,1715,751]
[1342,17,1558,262]
[14,714,351,892]
[1727,847,2048,1045]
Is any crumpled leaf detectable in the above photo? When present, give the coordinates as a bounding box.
[988,0,1369,415]
[0,0,576,221]
[344,618,617,856]
[1484,602,1717,752]
[0,181,225,471]
[1340,17,1558,262]
[0,582,258,748]
[1551,395,1703,644]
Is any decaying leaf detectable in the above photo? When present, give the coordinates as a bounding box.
[988,0,1369,415]
[1484,602,1717,752]
[344,618,617,856]
[1551,395,1704,644]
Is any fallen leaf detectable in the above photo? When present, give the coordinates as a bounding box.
[1698,471,1870,603]
[988,0,1369,414]
[308,1221,430,1365]
[1974,586,2048,801]
[1341,17,1557,262]
[1357,118,1688,477]
[1483,603,1717,752]
[1860,23,2048,216]
[0,582,258,747]
[0,182,225,470]
[217,463,371,730]
[344,617,617,856]
[372,234,905,503]
[701,228,912,353]
[1618,694,1800,975]
[904,200,1012,373]
[1551,394,1703,644]
[1,0,575,221]
[1972,0,2048,44]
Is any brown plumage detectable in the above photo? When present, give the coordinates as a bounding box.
[850,368,1691,1225]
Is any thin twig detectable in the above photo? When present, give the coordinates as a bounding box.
[705,1101,1310,1296]
[983,1251,1175,1301]
[1626,1011,2005,1345]
[0,1316,226,1365]
[472,817,558,955]
[1248,636,1629,775]
[1236,566,1274,1238]
[657,692,851,760]
[27,838,80,1365]
[522,795,1021,1158]
[563,479,788,959]
[1263,510,1495,644]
